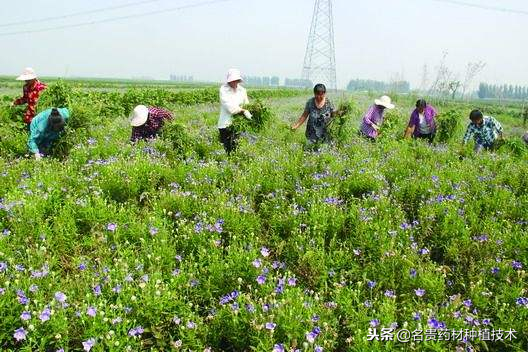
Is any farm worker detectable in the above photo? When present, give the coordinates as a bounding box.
[12,67,47,125]
[404,99,438,143]
[462,109,504,153]
[291,83,341,144]
[218,68,252,154]
[359,95,395,140]
[28,108,70,160]
[130,105,173,142]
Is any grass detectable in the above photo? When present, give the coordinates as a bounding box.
[0,83,527,351]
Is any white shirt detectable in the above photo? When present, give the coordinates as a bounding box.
[218,84,249,129]
[418,113,431,134]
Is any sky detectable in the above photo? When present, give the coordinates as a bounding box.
[0,0,526,89]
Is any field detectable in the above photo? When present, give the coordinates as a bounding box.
[0,80,527,352]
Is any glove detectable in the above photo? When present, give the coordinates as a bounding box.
[243,110,253,120]
[35,153,42,161]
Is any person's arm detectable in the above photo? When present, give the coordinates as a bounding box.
[220,88,245,115]
[13,88,28,106]
[292,110,309,130]
[27,126,41,155]
[404,125,415,139]
[404,112,417,138]
[462,125,474,145]
[491,116,504,139]
[363,106,379,130]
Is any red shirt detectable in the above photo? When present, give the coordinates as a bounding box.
[14,80,47,124]
[130,107,173,142]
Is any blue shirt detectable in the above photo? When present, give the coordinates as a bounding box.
[28,108,70,154]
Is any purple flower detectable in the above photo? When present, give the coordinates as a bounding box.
[370,319,380,328]
[364,300,372,308]
[173,316,181,325]
[13,327,27,341]
[418,248,430,256]
[107,223,117,232]
[112,285,122,293]
[353,249,361,256]
[413,312,421,320]
[252,259,262,268]
[482,319,491,325]
[40,307,51,322]
[78,263,87,270]
[273,344,285,352]
[265,322,276,330]
[172,269,180,276]
[29,284,38,293]
[414,288,426,297]
[324,197,343,206]
[128,326,144,337]
[20,311,31,321]
[82,338,96,351]
[516,297,528,307]
[427,318,446,329]
[257,275,266,285]
[367,280,376,289]
[315,346,323,352]
[112,317,122,325]
[384,290,396,298]
[288,277,297,286]
[260,247,270,257]
[491,267,499,275]
[409,268,417,278]
[186,321,196,329]
[87,306,97,318]
[463,299,472,308]
[54,291,67,303]
[149,226,159,236]
[0,262,7,272]
[92,285,102,296]
[512,261,523,270]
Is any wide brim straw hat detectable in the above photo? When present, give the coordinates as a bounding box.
[129,105,149,127]
[226,68,243,83]
[374,95,395,109]
[16,67,37,81]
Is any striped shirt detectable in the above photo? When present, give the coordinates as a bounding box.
[360,105,385,138]
[463,116,503,147]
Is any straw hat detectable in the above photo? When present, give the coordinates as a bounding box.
[374,95,395,109]
[16,67,38,81]
[226,68,243,83]
[129,105,149,127]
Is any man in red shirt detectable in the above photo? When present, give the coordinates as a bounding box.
[12,68,47,125]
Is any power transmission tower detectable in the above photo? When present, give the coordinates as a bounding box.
[301,0,337,90]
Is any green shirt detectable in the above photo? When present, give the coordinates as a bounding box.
[28,108,70,154]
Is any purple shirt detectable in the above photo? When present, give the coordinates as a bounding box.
[360,105,385,138]
[408,105,437,137]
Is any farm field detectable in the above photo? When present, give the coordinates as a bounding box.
[0,80,527,351]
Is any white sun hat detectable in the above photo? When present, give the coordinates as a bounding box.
[374,95,395,109]
[129,105,149,127]
[226,68,243,83]
[16,67,38,81]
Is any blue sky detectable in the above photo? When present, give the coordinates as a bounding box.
[0,0,526,89]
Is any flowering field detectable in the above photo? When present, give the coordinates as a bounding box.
[0,82,527,351]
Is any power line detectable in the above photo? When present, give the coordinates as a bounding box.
[0,0,231,36]
[430,0,528,16]
[0,0,167,28]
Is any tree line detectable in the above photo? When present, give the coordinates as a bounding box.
[478,83,528,100]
